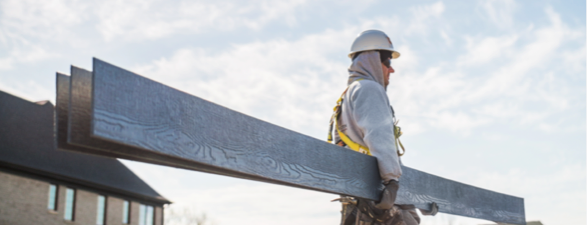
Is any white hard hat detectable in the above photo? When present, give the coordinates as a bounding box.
[349,30,400,59]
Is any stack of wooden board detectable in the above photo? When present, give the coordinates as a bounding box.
[56,58,526,224]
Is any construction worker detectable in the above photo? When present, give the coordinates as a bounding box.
[328,30,422,225]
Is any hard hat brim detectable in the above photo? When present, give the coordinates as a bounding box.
[348,49,401,59]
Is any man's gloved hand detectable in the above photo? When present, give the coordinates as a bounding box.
[375,180,399,210]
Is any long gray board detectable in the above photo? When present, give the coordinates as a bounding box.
[57,72,142,159]
[84,58,524,224]
[58,72,197,164]
[58,67,316,189]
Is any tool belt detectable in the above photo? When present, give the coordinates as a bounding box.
[333,196,419,225]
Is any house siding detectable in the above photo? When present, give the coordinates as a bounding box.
[0,171,163,225]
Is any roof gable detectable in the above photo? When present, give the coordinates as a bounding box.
[0,90,170,205]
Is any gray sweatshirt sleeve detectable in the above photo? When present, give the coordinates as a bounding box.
[347,81,402,182]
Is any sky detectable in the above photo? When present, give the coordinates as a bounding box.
[0,0,585,224]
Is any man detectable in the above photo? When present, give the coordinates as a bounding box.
[329,30,420,225]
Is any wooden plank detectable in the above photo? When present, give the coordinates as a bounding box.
[67,66,186,161]
[58,71,161,160]
[397,167,525,224]
[88,58,525,224]
[61,66,319,189]
[56,72,132,159]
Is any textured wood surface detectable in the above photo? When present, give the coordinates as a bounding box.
[61,67,311,189]
[397,167,525,224]
[67,66,185,161]
[88,58,524,224]
[56,72,133,159]
[58,70,166,162]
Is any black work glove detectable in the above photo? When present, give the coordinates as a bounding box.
[374,180,399,210]
[356,198,391,223]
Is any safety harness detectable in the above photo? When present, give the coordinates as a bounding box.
[327,81,405,157]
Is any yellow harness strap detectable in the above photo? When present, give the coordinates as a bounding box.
[327,80,405,157]
[394,120,405,156]
[327,86,371,155]
[336,124,371,155]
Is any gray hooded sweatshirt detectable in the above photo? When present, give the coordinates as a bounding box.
[336,50,402,182]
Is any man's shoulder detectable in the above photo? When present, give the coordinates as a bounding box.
[348,79,385,94]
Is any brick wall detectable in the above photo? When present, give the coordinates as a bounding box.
[107,196,124,225]
[0,170,61,225]
[0,171,164,225]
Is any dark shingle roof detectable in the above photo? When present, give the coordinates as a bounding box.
[0,90,170,205]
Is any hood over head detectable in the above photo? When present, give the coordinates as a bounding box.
[347,51,385,89]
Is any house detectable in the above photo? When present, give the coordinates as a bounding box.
[0,90,171,225]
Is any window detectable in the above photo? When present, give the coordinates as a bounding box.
[138,204,154,225]
[146,206,154,225]
[122,200,130,224]
[96,195,106,225]
[64,188,76,221]
[47,184,58,211]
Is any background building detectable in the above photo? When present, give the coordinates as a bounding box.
[0,90,171,225]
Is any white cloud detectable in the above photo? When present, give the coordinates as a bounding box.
[12,44,59,63]
[0,0,313,74]
[470,164,586,225]
[0,0,87,38]
[439,29,452,46]
[393,45,419,71]
[0,41,60,71]
[0,79,53,103]
[0,0,86,70]
[479,0,517,29]
[458,34,518,66]
[0,0,311,43]
[94,0,309,41]
[404,1,446,36]
[0,58,13,70]
[391,6,586,135]
[561,45,586,75]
